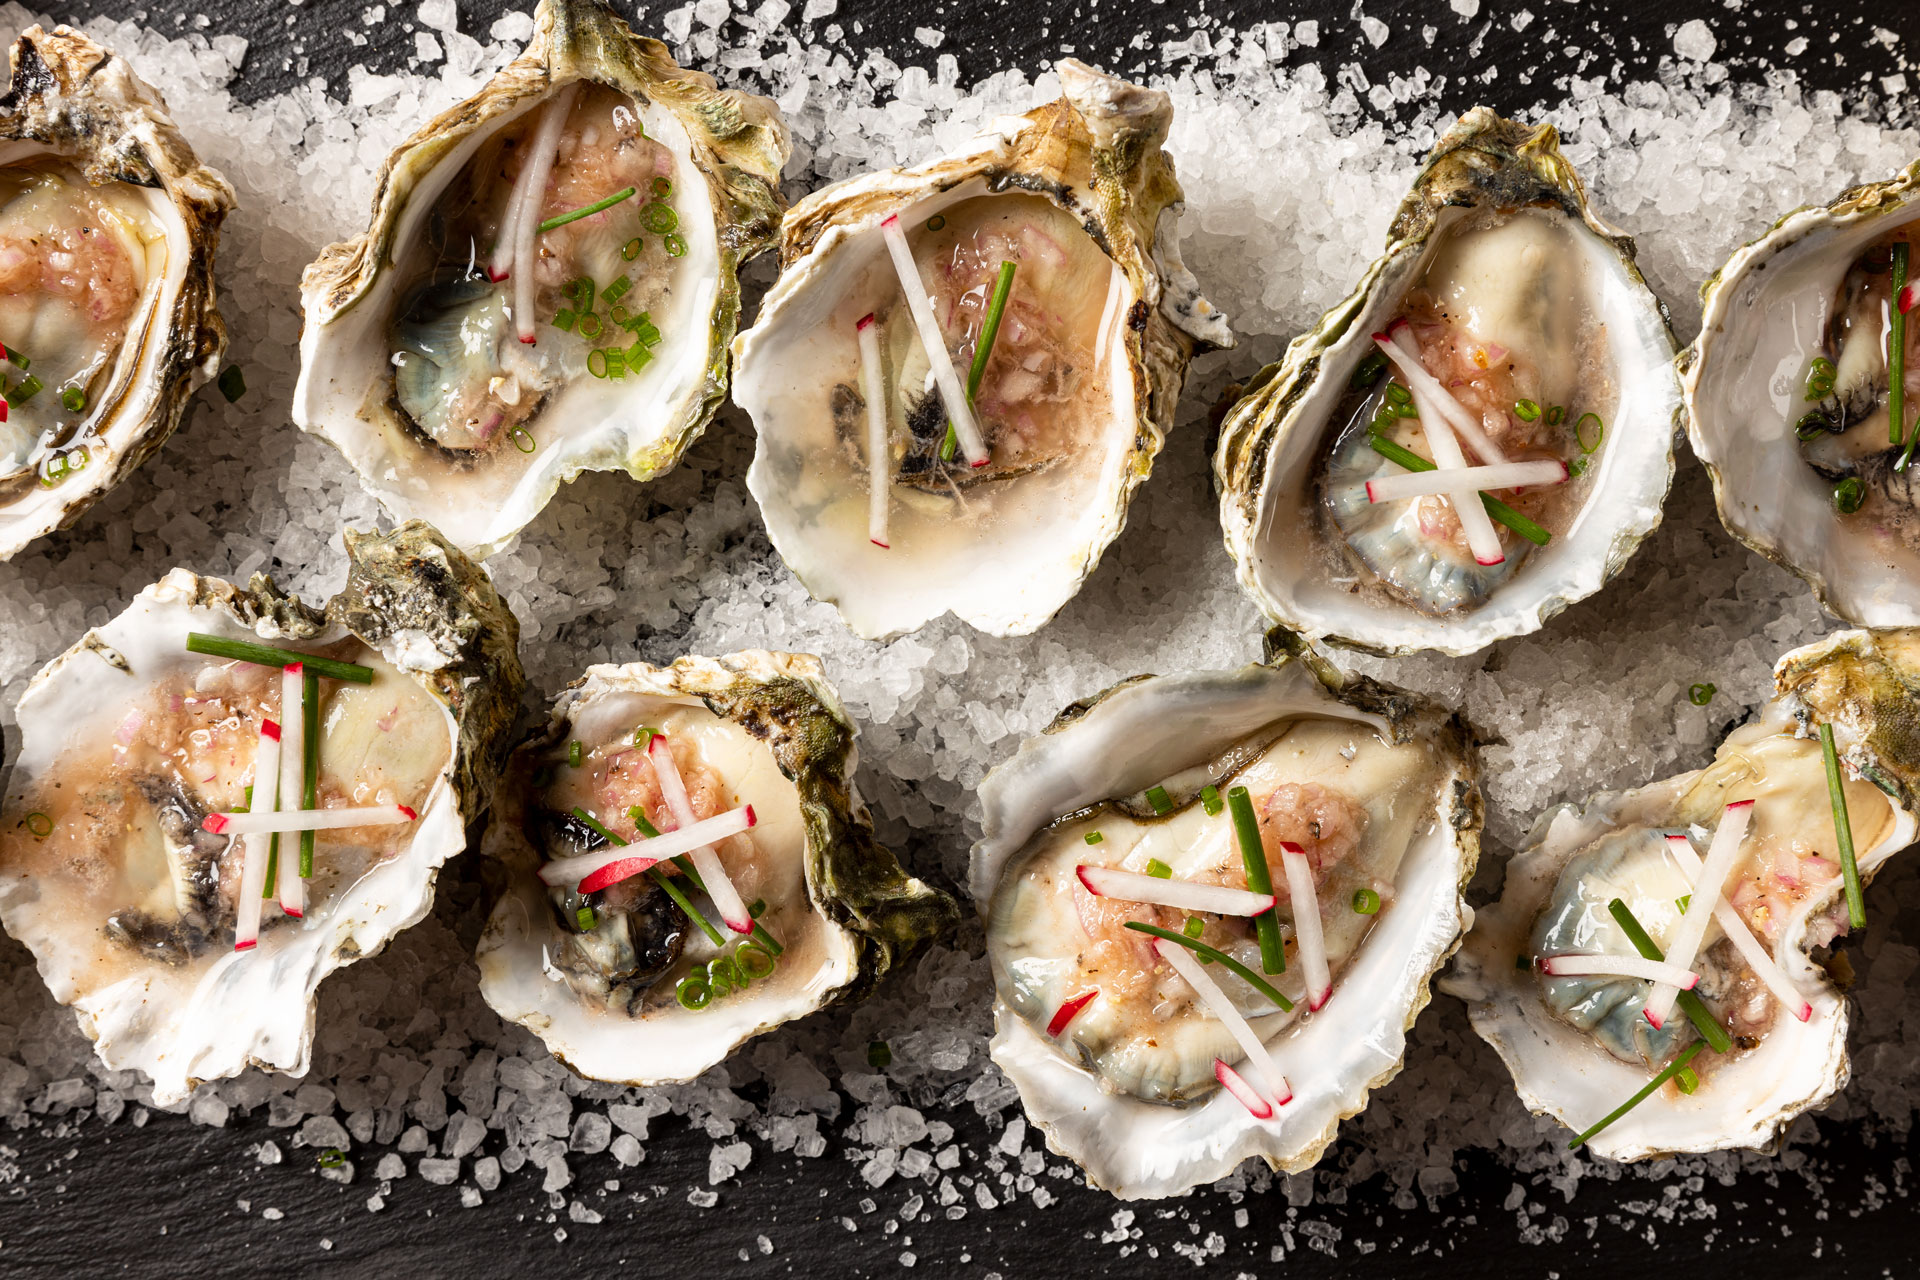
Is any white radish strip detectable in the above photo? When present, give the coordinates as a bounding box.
[879,214,989,467]
[648,734,754,933]
[1214,1059,1275,1121]
[1278,843,1332,1010]
[1153,939,1291,1106]
[538,804,756,888]
[1366,459,1567,503]
[509,83,580,342]
[857,313,892,548]
[1379,329,1511,464]
[1665,834,1812,1022]
[1540,954,1699,988]
[1074,864,1276,917]
[277,664,307,919]
[232,719,283,951]
[206,804,416,837]
[1398,372,1505,566]
[1645,800,1755,1029]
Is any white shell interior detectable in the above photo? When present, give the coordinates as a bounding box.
[971,663,1472,1198]
[1686,194,1920,626]
[1241,205,1679,656]
[0,570,465,1104]
[292,85,721,559]
[735,177,1141,640]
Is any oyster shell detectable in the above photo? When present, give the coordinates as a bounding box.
[1215,108,1680,657]
[0,25,232,560]
[0,522,524,1104]
[476,651,958,1084]
[294,0,787,558]
[731,61,1230,640]
[1444,629,1920,1160]
[970,642,1479,1198]
[1683,159,1920,626]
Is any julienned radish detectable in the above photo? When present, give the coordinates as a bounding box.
[1075,863,1276,916]
[537,804,757,891]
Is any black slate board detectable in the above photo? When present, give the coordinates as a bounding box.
[5,0,1920,1276]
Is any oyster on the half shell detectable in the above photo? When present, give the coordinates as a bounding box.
[476,651,958,1084]
[732,60,1230,640]
[295,0,787,558]
[1445,630,1920,1160]
[1215,108,1680,657]
[971,640,1479,1198]
[1,25,232,560]
[0,523,523,1104]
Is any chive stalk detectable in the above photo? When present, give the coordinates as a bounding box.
[1566,1040,1706,1151]
[1144,785,1173,815]
[1123,921,1294,1011]
[1227,785,1286,975]
[941,260,1017,462]
[1820,722,1867,929]
[300,670,319,878]
[569,806,726,946]
[1892,242,1910,451]
[538,186,637,233]
[1604,899,1733,1053]
[186,634,374,684]
[1367,435,1552,546]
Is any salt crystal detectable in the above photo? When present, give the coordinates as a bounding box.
[375,1153,406,1180]
[418,1157,460,1186]
[1674,19,1718,62]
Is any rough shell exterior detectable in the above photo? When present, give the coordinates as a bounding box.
[0,25,232,559]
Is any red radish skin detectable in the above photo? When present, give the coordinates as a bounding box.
[578,856,665,896]
[1046,989,1099,1037]
[1214,1059,1274,1120]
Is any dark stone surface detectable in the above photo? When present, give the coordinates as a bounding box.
[4,0,1920,1276]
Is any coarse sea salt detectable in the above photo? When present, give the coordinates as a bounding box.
[2,0,1920,1254]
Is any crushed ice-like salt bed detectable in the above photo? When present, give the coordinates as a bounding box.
[1,0,1919,1255]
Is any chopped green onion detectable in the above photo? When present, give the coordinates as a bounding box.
[1200,784,1223,816]
[300,670,319,878]
[1124,921,1293,1011]
[3,350,26,371]
[868,1040,893,1068]
[1546,404,1565,427]
[629,806,661,839]
[11,374,42,403]
[942,259,1017,461]
[622,338,654,372]
[1892,243,1909,449]
[676,974,712,1010]
[1143,857,1172,879]
[1687,682,1716,706]
[538,184,637,234]
[576,905,597,931]
[621,237,643,261]
[1384,381,1413,407]
[1805,356,1837,402]
[1795,409,1834,440]
[924,214,946,232]
[587,349,610,380]
[566,276,595,308]
[610,303,631,327]
[1833,476,1867,514]
[1227,785,1286,976]
[1144,785,1173,815]
[1183,916,1205,939]
[601,275,631,305]
[25,811,52,838]
[1349,350,1388,390]
[318,1148,347,1169]
[1820,722,1867,930]
[60,387,86,414]
[1604,899,1733,1054]
[1366,435,1552,546]
[568,740,583,768]
[510,426,537,454]
[650,175,671,199]
[218,365,246,403]
[603,347,629,379]
[663,233,687,258]
[1566,1040,1706,1150]
[641,202,678,235]
[1568,456,1590,478]
[554,307,577,332]
[1675,1065,1700,1095]
[1352,887,1381,915]
[185,634,375,684]
[577,311,604,340]
[632,725,659,750]
[1574,412,1605,453]
[1513,398,1541,422]
[1675,895,1691,914]
[1083,831,1104,845]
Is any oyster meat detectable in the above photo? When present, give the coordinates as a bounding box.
[0,25,232,560]
[732,60,1230,640]
[295,0,787,558]
[1445,630,1920,1160]
[1684,158,1920,626]
[477,651,958,1085]
[0,523,523,1104]
[1215,108,1680,656]
[971,644,1479,1198]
